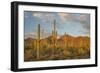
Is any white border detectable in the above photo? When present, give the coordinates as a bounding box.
[18,5,95,68]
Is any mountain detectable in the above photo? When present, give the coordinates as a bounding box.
[25,34,90,49]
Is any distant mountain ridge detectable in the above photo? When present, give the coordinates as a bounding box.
[25,34,90,41]
[25,34,90,49]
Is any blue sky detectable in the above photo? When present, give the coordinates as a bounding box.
[24,11,90,39]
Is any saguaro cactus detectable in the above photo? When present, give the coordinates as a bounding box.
[37,24,40,60]
[52,20,57,58]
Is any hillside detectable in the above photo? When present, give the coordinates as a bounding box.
[24,34,90,61]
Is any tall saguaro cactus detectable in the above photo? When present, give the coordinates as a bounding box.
[37,24,40,60]
[52,20,57,58]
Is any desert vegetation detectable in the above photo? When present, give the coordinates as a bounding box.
[24,23,90,62]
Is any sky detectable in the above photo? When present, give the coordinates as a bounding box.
[24,11,90,39]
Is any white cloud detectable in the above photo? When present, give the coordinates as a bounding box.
[33,12,55,20]
[32,13,42,18]
[58,13,69,22]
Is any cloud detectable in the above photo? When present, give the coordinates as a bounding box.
[33,12,55,19]
[32,13,42,18]
[58,13,69,22]
[58,13,90,30]
[79,14,90,30]
[26,11,90,37]
[57,13,90,36]
[26,11,90,30]
[32,12,61,29]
